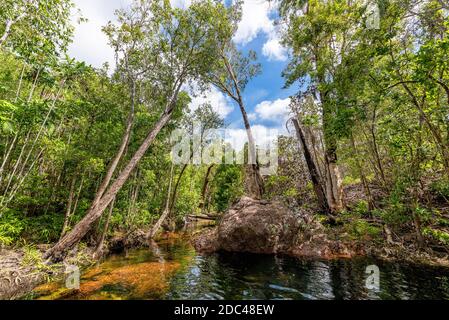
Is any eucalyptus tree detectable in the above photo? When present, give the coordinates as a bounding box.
[279,0,368,213]
[0,0,74,51]
[44,0,234,261]
[0,0,75,101]
[169,105,223,213]
[205,1,264,199]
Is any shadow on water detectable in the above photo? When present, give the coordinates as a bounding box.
[29,235,449,300]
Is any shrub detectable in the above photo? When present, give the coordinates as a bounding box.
[0,209,24,246]
[423,228,449,246]
[430,178,449,201]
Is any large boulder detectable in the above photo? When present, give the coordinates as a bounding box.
[193,197,303,254]
[193,197,361,259]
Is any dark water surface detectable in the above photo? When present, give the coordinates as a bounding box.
[30,235,449,300]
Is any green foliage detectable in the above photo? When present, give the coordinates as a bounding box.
[343,219,382,240]
[21,244,43,267]
[423,228,449,246]
[0,209,24,245]
[431,178,449,200]
[212,164,243,212]
[353,200,370,217]
[0,0,448,255]
[23,214,64,243]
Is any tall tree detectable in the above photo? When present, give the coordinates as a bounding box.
[206,1,264,199]
[280,0,362,212]
[44,0,234,261]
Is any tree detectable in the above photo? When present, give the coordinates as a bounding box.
[206,1,265,199]
[44,0,234,261]
[280,0,365,213]
[0,0,74,56]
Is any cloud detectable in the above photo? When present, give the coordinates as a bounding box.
[233,0,275,45]
[225,124,282,152]
[170,0,192,9]
[233,0,287,61]
[69,0,287,69]
[262,34,287,61]
[189,86,235,119]
[255,98,291,123]
[69,0,132,69]
[248,113,258,121]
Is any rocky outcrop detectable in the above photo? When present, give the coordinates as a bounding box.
[193,197,358,259]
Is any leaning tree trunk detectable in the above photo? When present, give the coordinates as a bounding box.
[168,163,188,215]
[60,175,76,238]
[44,106,176,262]
[94,197,115,258]
[292,118,330,214]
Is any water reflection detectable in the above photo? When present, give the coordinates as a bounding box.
[30,236,449,300]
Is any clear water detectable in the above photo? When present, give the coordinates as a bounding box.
[30,235,449,300]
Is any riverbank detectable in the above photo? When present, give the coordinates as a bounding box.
[0,244,95,300]
[1,234,448,300]
[0,232,186,300]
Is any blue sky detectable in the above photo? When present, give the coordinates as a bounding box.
[69,0,295,149]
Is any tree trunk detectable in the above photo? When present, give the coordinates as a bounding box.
[147,162,175,239]
[94,197,115,258]
[369,107,387,185]
[0,11,27,48]
[316,67,344,213]
[0,20,13,47]
[44,104,176,262]
[168,163,188,215]
[292,118,330,213]
[199,164,215,214]
[61,175,76,238]
[324,148,345,213]
[222,56,264,199]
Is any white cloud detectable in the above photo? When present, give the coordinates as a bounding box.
[233,0,275,44]
[69,0,287,69]
[170,0,192,9]
[233,1,287,61]
[248,113,258,121]
[189,86,235,119]
[255,98,291,123]
[262,34,287,61]
[69,0,132,69]
[225,124,282,152]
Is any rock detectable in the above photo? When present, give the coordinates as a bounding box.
[193,197,303,254]
[193,228,220,253]
[193,196,360,260]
